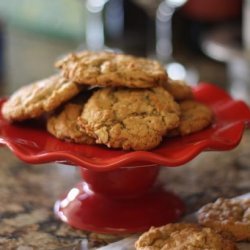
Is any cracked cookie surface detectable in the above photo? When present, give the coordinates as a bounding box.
[198,197,250,241]
[135,223,237,250]
[56,51,168,88]
[169,100,213,136]
[77,87,180,151]
[2,75,82,122]
[47,102,95,144]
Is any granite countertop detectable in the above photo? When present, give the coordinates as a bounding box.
[0,128,249,249]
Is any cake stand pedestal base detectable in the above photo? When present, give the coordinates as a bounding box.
[54,166,185,233]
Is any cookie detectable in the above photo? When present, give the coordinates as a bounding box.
[55,51,168,88]
[169,100,213,136]
[47,102,95,144]
[135,223,237,250]
[77,87,180,151]
[164,79,193,101]
[2,75,82,122]
[197,197,250,241]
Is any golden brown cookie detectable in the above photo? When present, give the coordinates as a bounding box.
[55,51,168,88]
[2,75,82,122]
[47,102,95,144]
[164,79,193,101]
[77,87,180,151]
[169,100,213,136]
[198,197,250,241]
[135,223,237,250]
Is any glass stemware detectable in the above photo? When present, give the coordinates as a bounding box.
[82,0,124,52]
[156,0,199,85]
[84,0,110,51]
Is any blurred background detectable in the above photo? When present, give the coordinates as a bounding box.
[0,0,249,103]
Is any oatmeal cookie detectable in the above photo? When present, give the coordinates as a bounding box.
[164,79,193,101]
[77,87,180,151]
[197,197,250,241]
[47,102,95,144]
[2,75,82,122]
[135,223,237,250]
[55,51,168,88]
[169,100,213,136]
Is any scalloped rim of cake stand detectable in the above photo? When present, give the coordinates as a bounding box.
[0,83,249,171]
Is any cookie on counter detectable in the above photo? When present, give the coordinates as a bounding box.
[2,75,83,122]
[169,100,213,136]
[164,79,193,101]
[77,87,180,151]
[55,51,168,88]
[135,223,237,250]
[198,197,250,241]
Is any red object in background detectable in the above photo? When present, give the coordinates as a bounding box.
[0,83,250,233]
[181,0,242,22]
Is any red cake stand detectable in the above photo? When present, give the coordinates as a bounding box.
[0,83,250,234]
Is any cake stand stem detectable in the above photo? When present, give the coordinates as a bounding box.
[54,165,185,233]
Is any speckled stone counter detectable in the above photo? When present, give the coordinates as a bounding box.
[0,129,249,249]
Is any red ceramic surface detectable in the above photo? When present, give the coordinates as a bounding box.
[1,83,250,233]
[55,166,185,233]
[0,83,249,171]
[181,0,242,22]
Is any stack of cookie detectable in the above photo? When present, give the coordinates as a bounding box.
[2,51,213,151]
